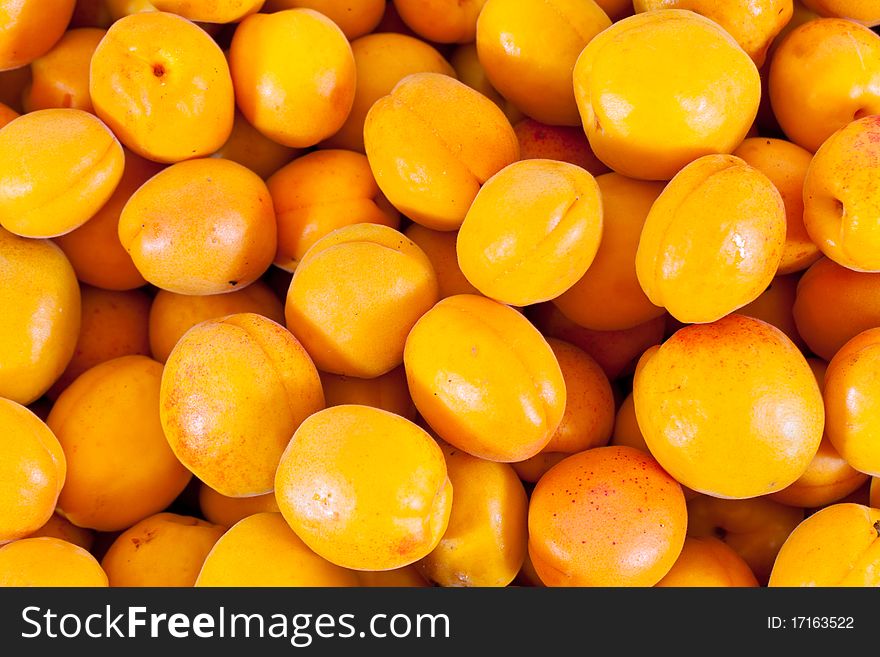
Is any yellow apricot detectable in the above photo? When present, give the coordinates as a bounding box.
[655,536,759,587]
[738,275,806,351]
[26,512,94,551]
[510,452,568,485]
[392,0,486,43]
[514,118,610,176]
[610,392,647,452]
[404,224,479,299]
[198,483,279,528]
[105,0,157,20]
[0,0,75,71]
[448,43,523,124]
[802,0,880,24]
[275,405,453,571]
[265,0,385,39]
[150,0,264,22]
[211,110,299,180]
[23,27,104,113]
[320,366,416,421]
[0,538,107,587]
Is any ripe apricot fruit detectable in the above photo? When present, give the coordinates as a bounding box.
[26,512,94,551]
[514,118,610,176]
[149,0,264,22]
[655,536,759,587]
[275,405,453,571]
[265,1,385,39]
[801,0,880,24]
[404,224,479,299]
[23,27,104,113]
[392,0,486,43]
[528,446,687,587]
[0,0,75,71]
[199,484,280,528]
[212,110,298,180]
[448,43,522,124]
[738,275,806,351]
[319,367,416,421]
[0,537,107,586]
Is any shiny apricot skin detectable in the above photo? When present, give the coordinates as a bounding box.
[23,28,104,113]
[357,567,429,587]
[118,158,277,295]
[49,286,151,398]
[514,118,609,177]
[196,513,358,586]
[0,109,124,238]
[510,452,568,485]
[405,295,566,463]
[319,367,416,421]
[47,356,192,531]
[105,0,157,19]
[793,257,880,361]
[734,137,820,275]
[364,72,519,231]
[265,0,384,38]
[634,315,824,499]
[804,115,880,272]
[0,0,75,71]
[198,483,279,528]
[404,224,479,299]
[476,0,610,126]
[448,43,523,125]
[687,495,804,584]
[457,159,603,306]
[285,224,439,378]
[0,228,80,404]
[553,173,665,331]
[802,0,880,24]
[267,150,399,272]
[212,110,298,180]
[529,446,687,587]
[419,443,527,587]
[738,275,806,351]
[543,339,613,454]
[275,405,453,571]
[769,503,880,586]
[148,282,285,363]
[655,536,759,587]
[0,538,107,587]
[230,9,355,149]
[90,12,233,163]
[636,155,786,323]
[392,0,486,43]
[324,33,455,153]
[574,10,760,181]
[26,512,94,551]
[150,0,264,22]
[102,513,225,587]
[0,399,66,543]
[769,19,880,153]
[160,313,324,497]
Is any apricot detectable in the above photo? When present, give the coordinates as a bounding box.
[769,19,880,153]
[404,224,479,299]
[199,483,279,528]
[149,282,285,363]
[553,173,665,331]
[738,275,806,351]
[0,538,107,587]
[635,314,824,498]
[320,367,416,421]
[687,495,804,584]
[476,0,609,126]
[105,0,157,19]
[196,513,358,586]
[804,115,880,272]
[529,446,687,587]
[265,0,385,39]
[230,9,355,148]
[325,33,455,153]
[275,405,453,571]
[449,43,522,124]
[23,27,103,113]
[0,108,123,238]
[392,0,486,43]
[636,155,786,323]
[285,223,438,377]
[364,72,519,231]
[793,257,880,361]
[267,150,399,272]
[457,159,603,306]
[733,137,820,275]
[405,294,565,462]
[573,10,760,180]
[212,110,298,180]
[801,0,880,24]
[510,452,568,485]
[610,393,647,453]
[47,356,191,531]
[161,313,324,497]
[514,118,610,177]
[118,158,277,295]
[419,443,527,587]
[769,503,880,586]
[90,11,233,162]
[0,228,80,404]
[0,399,66,543]
[655,536,759,587]
[102,513,225,587]
[150,0,264,22]
[0,102,17,128]
[0,0,75,71]
[27,512,94,551]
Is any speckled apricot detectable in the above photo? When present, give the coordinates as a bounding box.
[364,72,519,231]
[212,110,299,180]
[160,313,324,497]
[319,367,416,421]
[198,483,279,528]
[404,224,479,299]
[514,118,609,177]
[265,0,385,38]
[738,275,806,351]
[405,294,565,462]
[655,536,759,587]
[392,0,486,43]
[0,0,75,71]
[528,446,687,587]
[802,0,880,24]
[636,155,786,323]
[0,537,107,586]
[23,27,103,113]
[275,405,453,571]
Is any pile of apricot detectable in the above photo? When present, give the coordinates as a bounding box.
[2,0,880,588]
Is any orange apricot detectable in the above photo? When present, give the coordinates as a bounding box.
[118,158,277,295]
[514,118,610,177]
[320,366,416,421]
[610,392,647,452]
[738,275,806,351]
[0,101,17,128]
[801,0,880,24]
[635,155,786,323]
[196,513,358,586]
[655,536,759,587]
[448,43,511,118]
[150,0,264,22]
[0,538,107,586]
[871,477,879,507]
[275,405,453,571]
[404,224,479,299]
[26,512,94,551]
[265,0,386,39]
[528,446,687,587]
[392,0,486,43]
[105,0,157,20]
[285,223,438,377]
[510,452,568,485]
[634,314,824,499]
[405,294,566,463]
[0,108,123,238]
[198,483,279,528]
[161,313,324,497]
[230,9,355,148]
[212,110,299,180]
[0,0,75,71]
[364,72,519,231]
[23,27,104,113]
[48,356,192,531]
